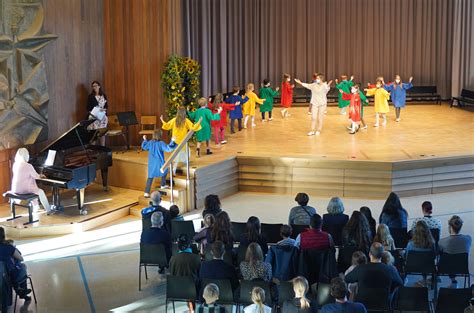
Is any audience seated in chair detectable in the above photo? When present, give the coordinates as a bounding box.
[344,242,403,296]
[169,205,184,222]
[323,197,349,232]
[341,211,372,255]
[0,227,31,301]
[265,224,299,282]
[169,234,201,281]
[141,191,171,232]
[140,211,172,272]
[199,241,239,291]
[207,211,234,254]
[406,221,435,253]
[243,287,272,313]
[239,216,268,256]
[379,192,408,228]
[359,206,376,238]
[438,215,472,288]
[240,243,272,282]
[344,251,367,301]
[373,224,396,251]
[282,276,317,313]
[197,283,226,313]
[194,214,215,254]
[288,193,316,225]
[321,277,367,313]
[409,201,442,232]
[202,194,222,218]
[296,214,334,250]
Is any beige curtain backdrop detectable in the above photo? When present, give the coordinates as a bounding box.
[451,0,474,96]
[181,0,471,99]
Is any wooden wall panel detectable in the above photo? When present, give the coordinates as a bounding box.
[42,0,104,141]
[103,0,180,146]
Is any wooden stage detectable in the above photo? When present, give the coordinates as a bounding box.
[2,104,472,238]
[108,104,474,208]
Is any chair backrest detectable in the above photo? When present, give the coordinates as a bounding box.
[430,228,440,243]
[171,220,195,242]
[237,244,248,265]
[435,287,471,313]
[231,222,247,242]
[460,89,474,99]
[389,227,409,249]
[0,261,12,310]
[394,286,430,312]
[140,115,157,131]
[311,282,335,308]
[238,280,272,306]
[201,279,235,304]
[261,223,283,244]
[278,281,295,305]
[355,287,391,311]
[438,252,470,276]
[405,250,436,274]
[408,86,438,94]
[108,114,122,132]
[140,243,168,267]
[336,245,359,273]
[166,275,197,302]
[290,224,308,239]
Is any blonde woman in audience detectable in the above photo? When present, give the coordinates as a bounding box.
[282,276,317,312]
[373,224,396,251]
[197,283,225,313]
[244,287,272,313]
[344,251,367,300]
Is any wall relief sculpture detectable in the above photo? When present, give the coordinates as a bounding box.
[0,0,56,150]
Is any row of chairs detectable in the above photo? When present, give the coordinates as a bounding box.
[165,275,473,313]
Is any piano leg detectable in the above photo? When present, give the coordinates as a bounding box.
[101,168,109,191]
[52,186,64,212]
[76,189,87,215]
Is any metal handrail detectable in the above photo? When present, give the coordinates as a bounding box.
[160,130,194,204]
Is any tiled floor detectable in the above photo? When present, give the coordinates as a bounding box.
[11,190,474,312]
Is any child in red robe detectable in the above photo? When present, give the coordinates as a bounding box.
[208,93,238,146]
[280,73,295,118]
[339,84,369,134]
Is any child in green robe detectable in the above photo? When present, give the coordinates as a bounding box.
[259,79,279,122]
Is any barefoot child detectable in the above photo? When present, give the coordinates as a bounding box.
[295,74,332,136]
[335,74,354,114]
[243,83,265,128]
[226,86,248,133]
[188,97,222,157]
[384,75,413,122]
[141,131,177,197]
[161,107,202,173]
[208,93,239,145]
[259,79,279,122]
[280,73,295,117]
[365,80,390,127]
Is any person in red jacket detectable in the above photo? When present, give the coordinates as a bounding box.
[296,214,334,250]
[208,93,239,146]
[280,73,295,118]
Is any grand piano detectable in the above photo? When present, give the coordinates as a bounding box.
[30,120,112,215]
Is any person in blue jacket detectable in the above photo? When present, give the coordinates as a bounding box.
[384,75,413,122]
[142,130,177,197]
[225,86,249,133]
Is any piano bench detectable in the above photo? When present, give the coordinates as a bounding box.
[2,192,39,225]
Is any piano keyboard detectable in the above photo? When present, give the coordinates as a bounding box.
[36,177,68,187]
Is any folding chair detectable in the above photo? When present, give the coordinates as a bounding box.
[139,243,168,290]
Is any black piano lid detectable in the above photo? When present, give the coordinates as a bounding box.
[40,120,96,153]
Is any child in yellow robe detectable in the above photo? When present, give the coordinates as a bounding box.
[365,79,390,127]
[243,83,265,128]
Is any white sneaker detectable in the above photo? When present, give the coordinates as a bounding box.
[262,119,267,122]
[251,123,257,127]
[307,112,312,115]
[396,118,400,122]
[374,123,379,127]
[144,193,150,198]
[382,120,387,126]
[286,113,291,117]
[268,118,273,121]
[243,125,247,129]
[281,110,285,117]
[221,140,227,144]
[307,131,315,136]
[316,131,321,135]
[346,126,353,131]
[361,125,368,129]
[324,110,327,114]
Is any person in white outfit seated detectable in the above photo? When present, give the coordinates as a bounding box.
[11,147,53,214]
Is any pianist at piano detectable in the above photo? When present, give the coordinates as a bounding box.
[11,148,52,214]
